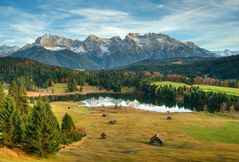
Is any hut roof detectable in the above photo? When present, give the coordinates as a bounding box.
[166,116,172,120]
[150,134,164,145]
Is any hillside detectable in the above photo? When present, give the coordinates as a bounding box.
[2,102,239,162]
[0,57,85,87]
[124,55,239,79]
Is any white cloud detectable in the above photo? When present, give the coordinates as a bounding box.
[0,1,238,50]
[156,4,164,8]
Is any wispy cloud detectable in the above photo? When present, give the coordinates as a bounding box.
[0,0,238,50]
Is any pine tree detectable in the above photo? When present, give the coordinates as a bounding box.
[8,81,18,99]
[61,113,75,133]
[0,83,5,105]
[25,98,61,157]
[8,81,29,116]
[0,96,24,146]
[80,86,83,92]
[61,113,83,145]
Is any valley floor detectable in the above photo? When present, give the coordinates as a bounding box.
[1,102,239,162]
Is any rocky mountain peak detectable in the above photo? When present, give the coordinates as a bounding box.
[34,34,76,51]
[126,33,140,38]
[85,34,99,42]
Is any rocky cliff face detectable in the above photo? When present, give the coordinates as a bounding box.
[12,33,215,69]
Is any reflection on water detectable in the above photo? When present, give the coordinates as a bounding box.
[32,93,215,112]
[81,97,192,113]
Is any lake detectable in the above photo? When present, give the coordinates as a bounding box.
[31,93,218,112]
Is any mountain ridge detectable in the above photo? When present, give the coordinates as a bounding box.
[11,33,215,69]
[0,45,20,57]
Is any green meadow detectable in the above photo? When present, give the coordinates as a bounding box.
[152,81,239,96]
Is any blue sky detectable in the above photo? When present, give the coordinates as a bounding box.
[0,0,238,50]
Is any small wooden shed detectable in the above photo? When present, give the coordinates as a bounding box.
[150,134,164,146]
[166,116,172,120]
[108,120,117,124]
[102,114,108,117]
[100,132,107,139]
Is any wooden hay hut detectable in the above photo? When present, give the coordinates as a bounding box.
[102,114,108,117]
[108,120,117,124]
[150,134,164,146]
[100,132,107,139]
[166,116,172,120]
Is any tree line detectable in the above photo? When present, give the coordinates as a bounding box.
[0,57,86,90]
[0,82,84,157]
[1,57,238,93]
[140,84,239,112]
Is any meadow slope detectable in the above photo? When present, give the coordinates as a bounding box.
[1,102,239,162]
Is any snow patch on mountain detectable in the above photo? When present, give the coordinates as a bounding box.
[71,46,86,53]
[44,46,66,51]
[212,50,239,57]
[100,45,109,53]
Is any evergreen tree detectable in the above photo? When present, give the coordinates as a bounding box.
[0,96,24,146]
[61,113,83,145]
[61,113,75,133]
[0,83,5,105]
[8,81,29,116]
[25,98,61,157]
[67,80,78,92]
[79,86,83,92]
[8,81,18,99]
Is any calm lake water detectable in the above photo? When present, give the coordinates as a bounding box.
[32,93,218,112]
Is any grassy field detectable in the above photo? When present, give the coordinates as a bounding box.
[152,81,239,96]
[193,84,239,96]
[52,83,68,93]
[152,81,186,88]
[1,102,239,162]
[184,121,239,144]
[26,83,111,96]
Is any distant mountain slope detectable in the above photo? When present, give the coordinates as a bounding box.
[12,46,102,70]
[212,50,239,57]
[124,55,239,79]
[0,45,20,57]
[11,33,214,69]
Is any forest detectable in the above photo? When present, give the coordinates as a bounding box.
[0,82,85,157]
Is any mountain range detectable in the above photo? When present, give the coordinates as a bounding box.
[212,50,239,57]
[2,33,237,70]
[0,45,20,57]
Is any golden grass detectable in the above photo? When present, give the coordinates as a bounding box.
[1,102,239,162]
[26,84,111,97]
